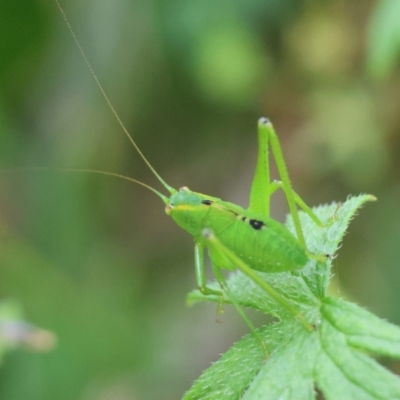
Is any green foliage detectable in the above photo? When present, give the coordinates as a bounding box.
[186,195,400,399]
[367,0,400,79]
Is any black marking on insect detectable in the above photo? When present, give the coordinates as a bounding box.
[249,219,265,230]
[201,200,213,206]
[241,216,247,222]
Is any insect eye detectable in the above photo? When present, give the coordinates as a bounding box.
[165,204,174,215]
[179,186,189,191]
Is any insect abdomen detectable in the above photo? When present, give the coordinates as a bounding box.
[210,215,308,273]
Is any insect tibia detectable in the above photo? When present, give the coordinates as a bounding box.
[215,298,225,324]
[209,252,270,358]
[269,180,325,228]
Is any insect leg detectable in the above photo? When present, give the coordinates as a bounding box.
[249,118,306,246]
[202,229,314,333]
[271,119,310,245]
[249,116,271,217]
[210,262,269,357]
[195,241,225,317]
[269,180,325,227]
[196,241,269,355]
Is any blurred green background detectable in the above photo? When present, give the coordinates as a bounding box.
[0,0,400,398]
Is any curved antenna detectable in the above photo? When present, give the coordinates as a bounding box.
[54,0,176,196]
[4,167,169,204]
[61,168,170,203]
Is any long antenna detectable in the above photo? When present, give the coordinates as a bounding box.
[54,0,176,195]
[3,167,169,204]
[58,168,169,203]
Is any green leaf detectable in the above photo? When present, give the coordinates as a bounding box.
[288,194,377,298]
[185,298,400,399]
[240,325,318,400]
[317,317,400,399]
[182,324,267,400]
[185,194,400,399]
[322,297,400,358]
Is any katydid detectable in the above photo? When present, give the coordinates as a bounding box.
[54,0,327,352]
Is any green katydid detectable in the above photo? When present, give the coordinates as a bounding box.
[54,0,328,353]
